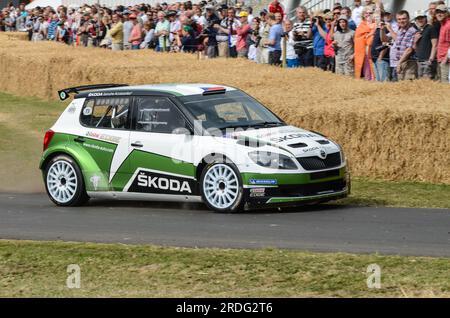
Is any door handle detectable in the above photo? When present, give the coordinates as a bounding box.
[131,141,143,148]
[74,137,85,143]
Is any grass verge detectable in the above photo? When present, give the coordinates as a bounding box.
[0,91,449,209]
[0,240,449,297]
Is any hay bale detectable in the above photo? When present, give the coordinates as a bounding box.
[0,34,449,184]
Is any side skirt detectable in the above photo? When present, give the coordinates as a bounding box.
[87,191,203,203]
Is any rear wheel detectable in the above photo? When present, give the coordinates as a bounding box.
[44,155,89,206]
[200,162,244,213]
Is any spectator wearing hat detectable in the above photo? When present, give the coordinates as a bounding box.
[268,0,284,19]
[122,11,133,50]
[175,25,197,52]
[109,13,123,51]
[413,10,438,79]
[332,15,355,76]
[265,13,283,65]
[203,6,220,58]
[168,10,181,44]
[256,9,270,64]
[236,10,250,57]
[436,4,450,82]
[386,10,417,81]
[128,14,142,50]
[155,11,170,51]
[214,7,240,58]
[308,10,328,70]
[247,7,254,24]
[354,6,376,80]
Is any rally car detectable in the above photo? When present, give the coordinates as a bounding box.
[40,83,350,213]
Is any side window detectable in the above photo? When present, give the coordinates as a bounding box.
[135,97,188,134]
[214,102,264,122]
[80,97,130,129]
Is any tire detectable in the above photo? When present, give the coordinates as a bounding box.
[44,154,89,206]
[200,161,245,213]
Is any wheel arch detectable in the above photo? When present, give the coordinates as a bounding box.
[195,153,237,182]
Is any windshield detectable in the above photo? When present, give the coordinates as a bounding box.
[178,90,285,130]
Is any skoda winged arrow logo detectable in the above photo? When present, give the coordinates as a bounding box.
[319,149,327,159]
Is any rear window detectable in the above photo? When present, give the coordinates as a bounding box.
[80,97,130,129]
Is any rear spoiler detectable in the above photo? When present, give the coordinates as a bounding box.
[57,84,129,101]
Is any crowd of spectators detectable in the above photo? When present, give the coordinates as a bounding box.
[1,0,449,83]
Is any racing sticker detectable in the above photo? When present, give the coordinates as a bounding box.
[127,170,198,195]
[249,179,278,185]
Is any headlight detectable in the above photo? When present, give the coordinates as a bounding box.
[248,151,297,170]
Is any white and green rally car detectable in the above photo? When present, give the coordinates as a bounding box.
[40,83,350,213]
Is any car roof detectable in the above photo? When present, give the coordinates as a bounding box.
[75,83,237,98]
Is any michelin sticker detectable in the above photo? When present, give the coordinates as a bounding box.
[249,179,277,185]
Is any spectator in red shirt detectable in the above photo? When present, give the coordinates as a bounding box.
[435,4,450,83]
[268,0,284,19]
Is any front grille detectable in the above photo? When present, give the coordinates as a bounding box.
[310,169,340,180]
[296,152,341,171]
[278,179,346,196]
[315,140,330,145]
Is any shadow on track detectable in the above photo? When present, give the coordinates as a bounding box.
[86,198,353,215]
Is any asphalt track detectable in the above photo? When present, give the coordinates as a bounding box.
[0,193,449,257]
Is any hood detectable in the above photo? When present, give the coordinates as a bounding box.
[229,125,341,157]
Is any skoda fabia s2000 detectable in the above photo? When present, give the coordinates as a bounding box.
[40,83,350,213]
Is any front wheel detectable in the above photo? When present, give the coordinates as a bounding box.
[200,162,245,213]
[44,155,89,206]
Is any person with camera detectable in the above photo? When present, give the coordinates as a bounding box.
[281,20,299,68]
[292,6,313,67]
[247,17,261,61]
[372,13,391,81]
[307,10,328,70]
[256,9,270,64]
[202,6,220,58]
[332,15,355,76]
[214,7,240,58]
[413,10,438,80]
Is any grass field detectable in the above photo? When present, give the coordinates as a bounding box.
[0,91,449,209]
[0,240,449,297]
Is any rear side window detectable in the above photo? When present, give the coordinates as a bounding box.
[80,97,130,129]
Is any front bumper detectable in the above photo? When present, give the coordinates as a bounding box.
[242,168,351,209]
